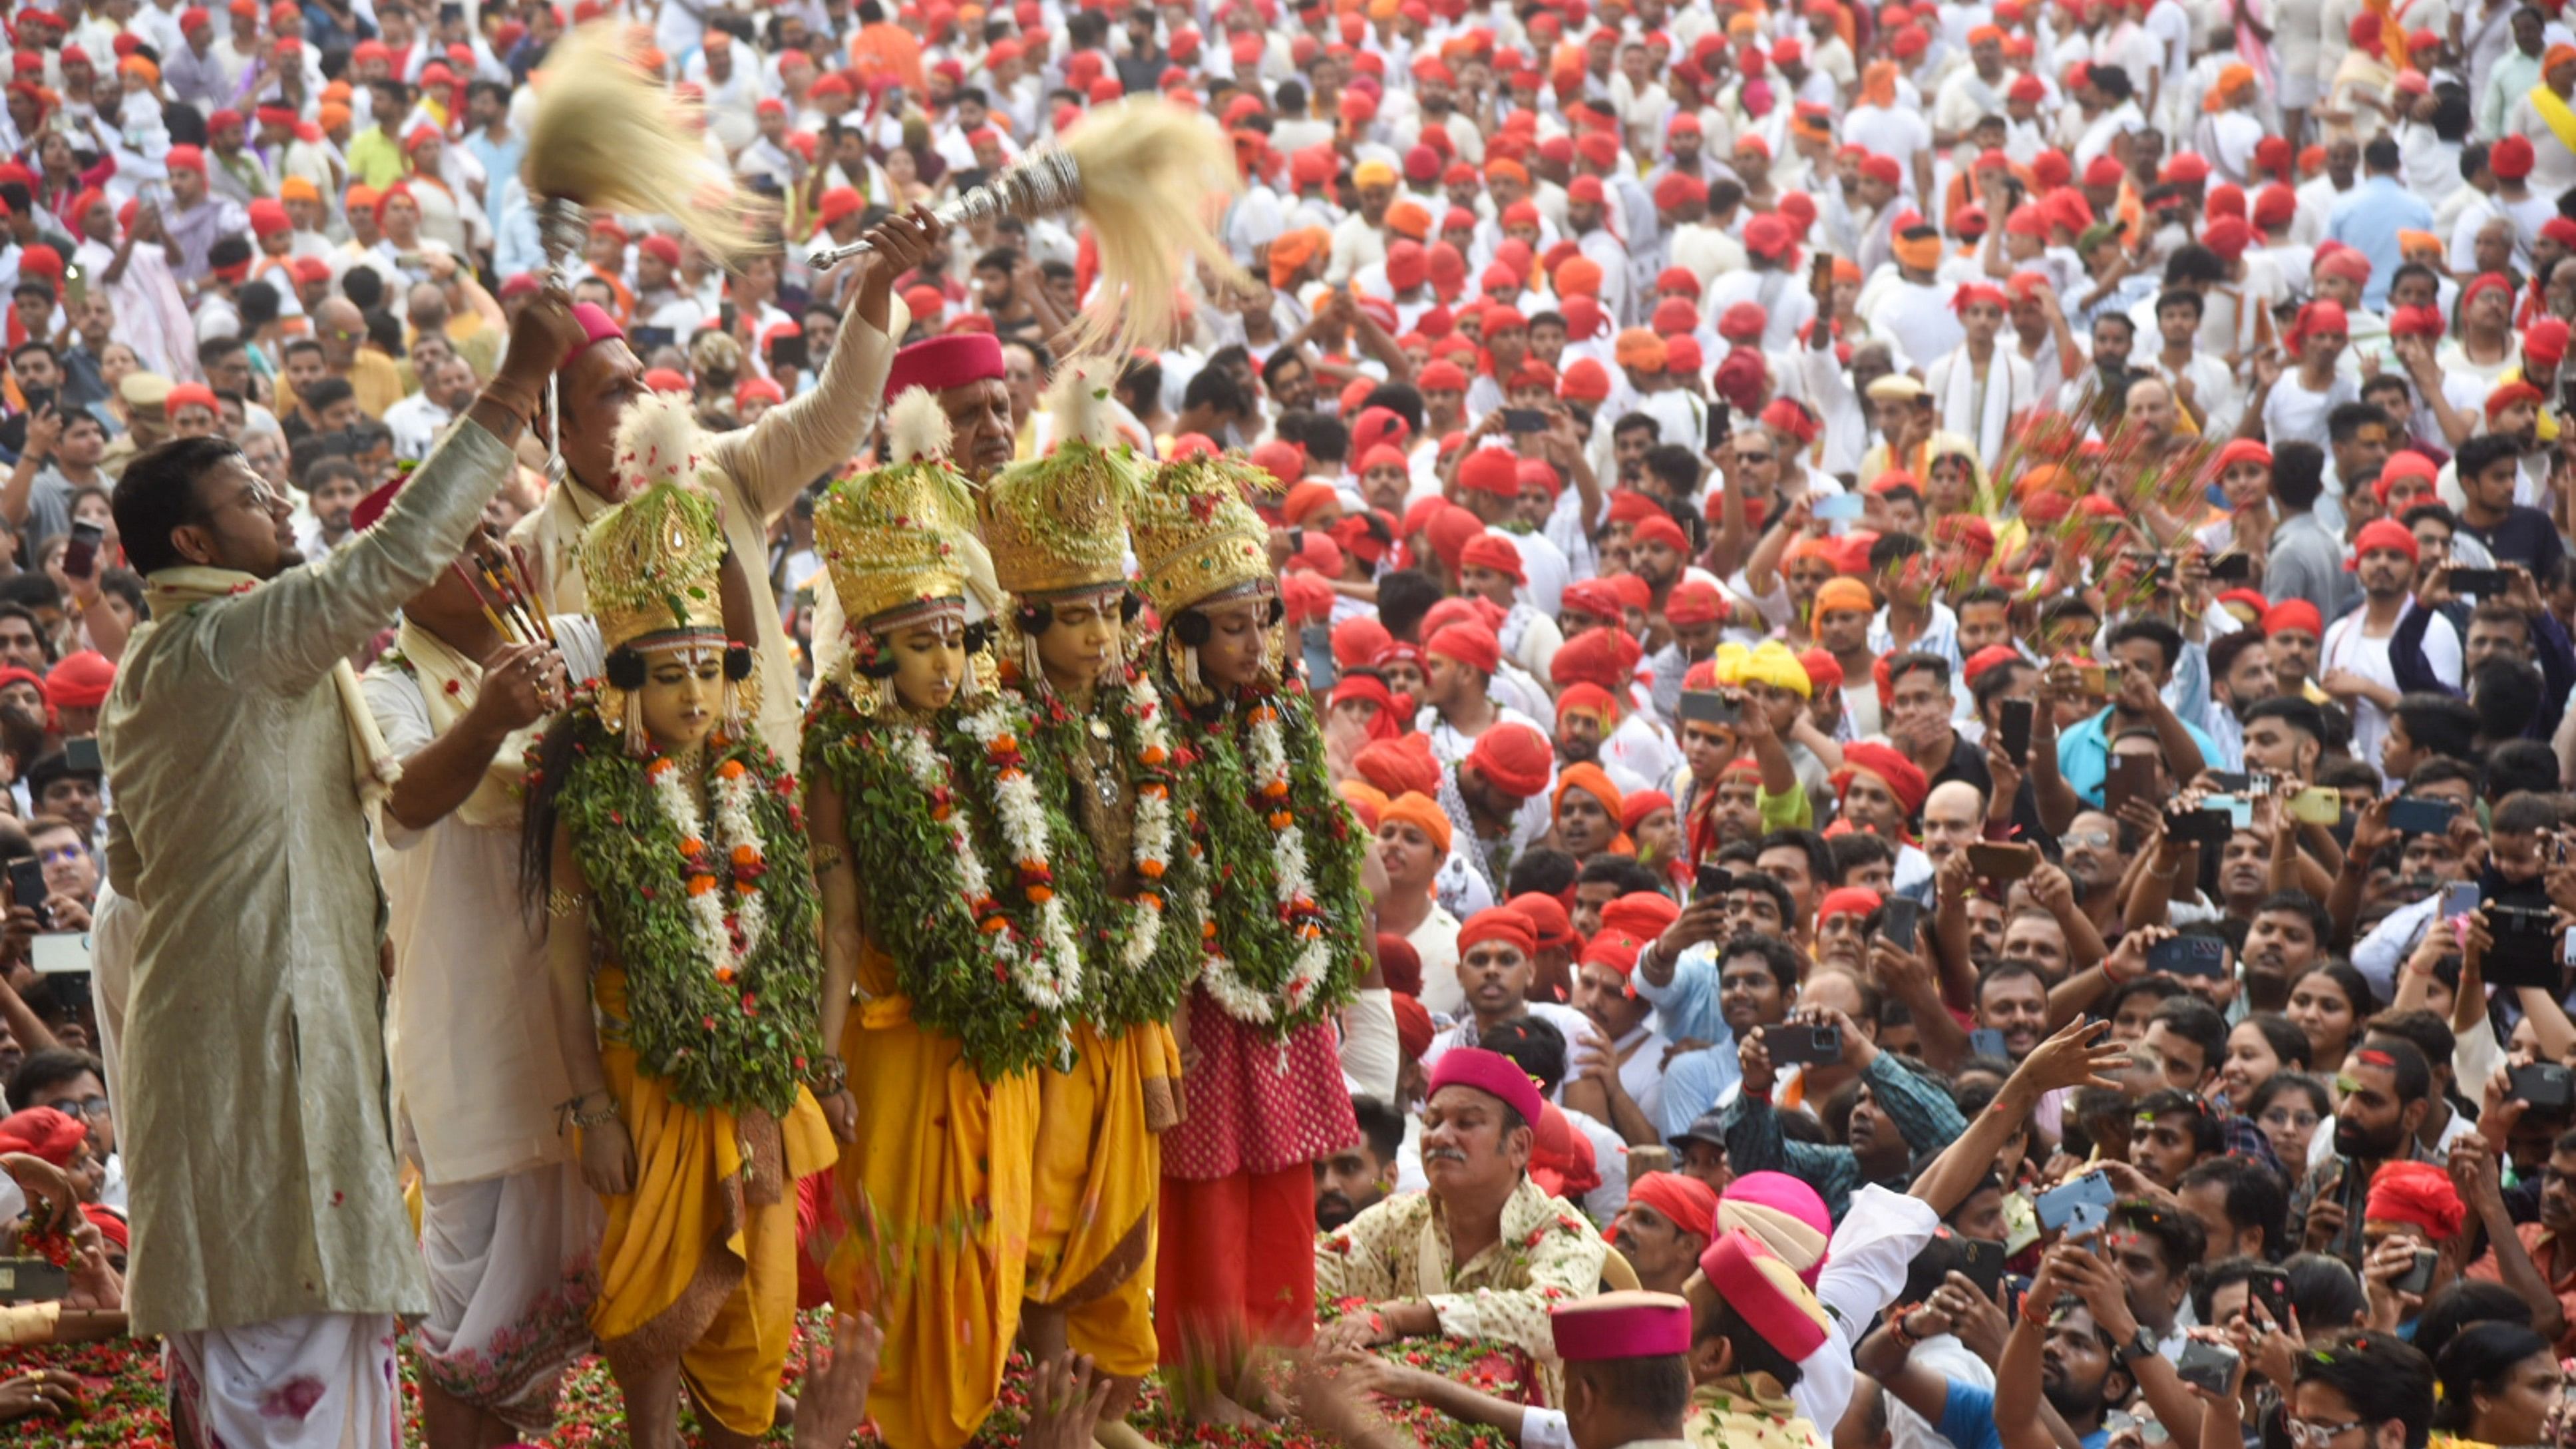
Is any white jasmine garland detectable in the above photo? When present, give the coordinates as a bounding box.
[647,753,769,983]
[1200,702,1333,1026]
[958,706,1083,1013]
[1112,672,1175,974]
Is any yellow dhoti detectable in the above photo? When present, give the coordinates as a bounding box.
[582,966,837,1438]
[828,950,1041,1449]
[1026,1019,1181,1378]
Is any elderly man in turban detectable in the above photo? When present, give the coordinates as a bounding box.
[510,209,941,770]
[1315,1045,1612,1403]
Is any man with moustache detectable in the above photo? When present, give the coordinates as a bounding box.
[1314,1046,1612,1402]
[1608,1173,1718,1295]
[1314,1097,1407,1233]
[510,209,943,769]
[2289,1038,2440,1265]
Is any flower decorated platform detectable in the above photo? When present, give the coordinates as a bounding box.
[0,1315,1533,1447]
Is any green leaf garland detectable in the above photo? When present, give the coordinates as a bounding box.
[1175,686,1371,1038]
[804,684,1075,1079]
[554,707,825,1118]
[1015,669,1206,1033]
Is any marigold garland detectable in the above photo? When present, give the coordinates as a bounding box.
[805,683,1079,1078]
[550,704,823,1117]
[1177,685,1370,1036]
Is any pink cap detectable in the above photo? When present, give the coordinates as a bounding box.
[1549,1291,1694,1361]
[1426,1045,1546,1126]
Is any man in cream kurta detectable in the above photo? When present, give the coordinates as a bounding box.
[510,265,916,769]
[363,559,607,1435]
[98,295,572,1449]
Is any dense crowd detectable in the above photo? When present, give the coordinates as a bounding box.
[0,0,2569,1446]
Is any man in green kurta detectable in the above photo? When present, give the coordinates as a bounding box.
[98,292,582,1449]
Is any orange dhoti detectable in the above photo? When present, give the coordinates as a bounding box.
[827,952,1041,1449]
[582,966,838,1439]
[1026,1018,1182,1378]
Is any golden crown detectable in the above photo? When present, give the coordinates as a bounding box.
[815,455,976,630]
[579,479,727,653]
[1132,453,1278,620]
[982,439,1145,599]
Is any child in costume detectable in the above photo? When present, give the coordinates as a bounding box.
[520,394,835,1449]
[980,361,1204,1442]
[1131,451,1370,1422]
[802,389,1059,1449]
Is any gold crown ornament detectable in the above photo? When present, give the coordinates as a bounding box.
[578,471,757,754]
[982,359,1145,600]
[1133,449,1284,698]
[1132,451,1278,620]
[815,389,988,708]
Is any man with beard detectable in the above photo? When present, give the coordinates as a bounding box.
[1314,1046,1611,1402]
[1863,1242,2175,1449]
[1609,1173,1718,1295]
[1722,999,1967,1221]
[1419,622,1547,764]
[2240,697,2329,785]
[101,292,583,1448]
[0,667,49,769]
[2247,891,2332,1012]
[1439,724,1559,906]
[1423,908,1594,1066]
[2291,1038,2438,1264]
[1974,961,2050,1063]
[2203,628,2276,766]
[2454,431,2567,578]
[2320,520,2456,781]
[1314,1096,1406,1233]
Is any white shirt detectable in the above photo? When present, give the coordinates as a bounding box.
[363,618,604,1186]
[2320,601,2460,783]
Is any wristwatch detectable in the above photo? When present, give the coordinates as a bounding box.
[2114,1327,2156,1365]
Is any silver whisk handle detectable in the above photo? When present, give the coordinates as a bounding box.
[808,149,1082,268]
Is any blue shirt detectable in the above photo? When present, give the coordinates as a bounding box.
[1938,1380,2109,1449]
[1655,1044,1740,1142]
[2055,708,2225,809]
[2326,175,2436,310]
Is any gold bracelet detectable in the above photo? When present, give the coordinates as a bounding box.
[547,887,592,919]
[811,844,846,875]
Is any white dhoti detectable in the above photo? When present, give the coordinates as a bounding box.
[166,1311,402,1449]
[413,1164,601,1430]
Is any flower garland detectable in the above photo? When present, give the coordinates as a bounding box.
[1177,686,1370,1036]
[950,705,1085,1012]
[1018,665,1205,1032]
[806,684,1079,1077]
[648,752,769,985]
[548,705,823,1116]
